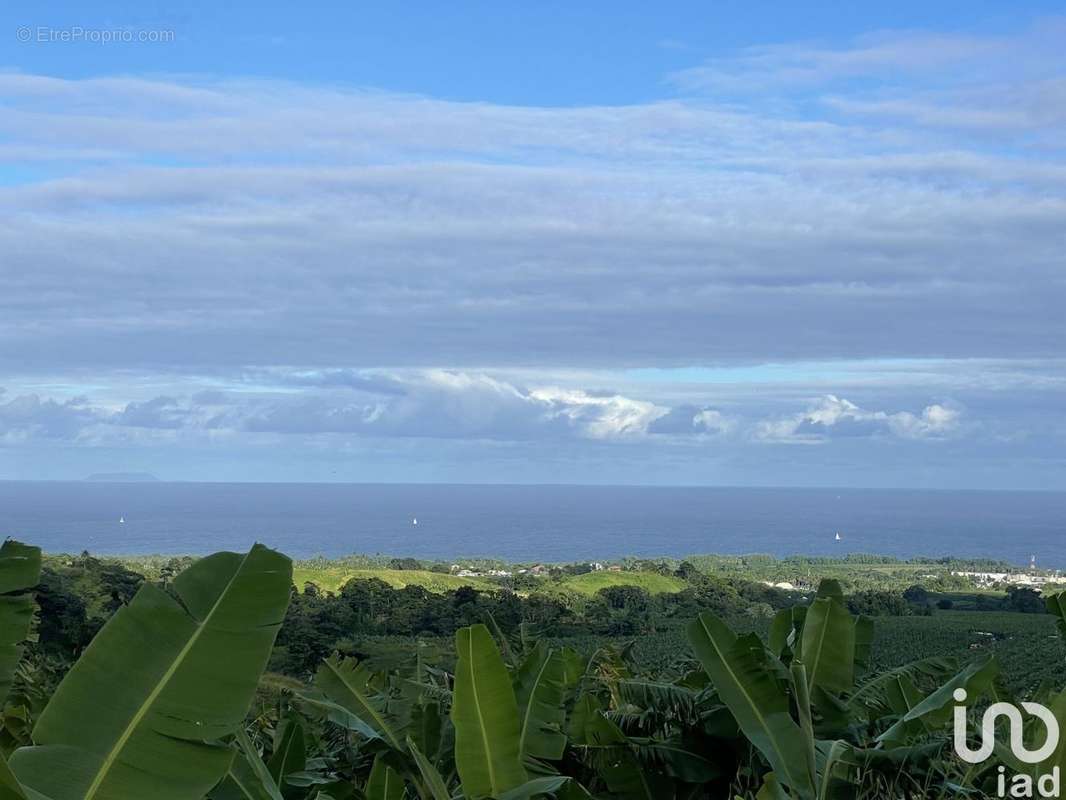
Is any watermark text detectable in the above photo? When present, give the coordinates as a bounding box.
[16,26,175,44]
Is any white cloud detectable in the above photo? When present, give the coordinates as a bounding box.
[888,403,961,438]
[0,373,677,445]
[755,394,961,443]
[693,409,734,434]
[527,386,667,440]
[0,376,970,452]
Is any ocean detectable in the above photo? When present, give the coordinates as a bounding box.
[1,481,1063,566]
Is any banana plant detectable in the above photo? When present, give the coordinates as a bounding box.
[514,641,571,764]
[687,610,820,798]
[689,578,993,799]
[451,623,528,798]
[0,541,42,705]
[4,544,292,800]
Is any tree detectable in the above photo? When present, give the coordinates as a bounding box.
[903,584,929,605]
[1004,585,1045,613]
[674,560,701,582]
[597,585,650,612]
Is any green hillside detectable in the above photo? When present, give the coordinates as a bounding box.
[559,569,687,595]
[292,566,497,593]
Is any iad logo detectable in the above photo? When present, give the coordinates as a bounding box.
[953,688,1060,797]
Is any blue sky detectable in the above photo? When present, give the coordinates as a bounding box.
[1,3,1064,487]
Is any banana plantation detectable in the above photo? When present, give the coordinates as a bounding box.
[0,539,1064,800]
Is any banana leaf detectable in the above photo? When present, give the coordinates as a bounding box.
[406,738,451,800]
[627,736,721,783]
[815,581,844,603]
[847,657,956,718]
[407,700,443,763]
[451,624,527,799]
[495,776,570,800]
[687,613,815,797]
[799,597,854,694]
[514,642,569,761]
[0,541,41,704]
[267,718,306,794]
[314,656,404,750]
[568,694,668,800]
[877,655,998,744]
[768,607,805,661]
[1047,592,1066,637]
[9,544,292,800]
[211,729,284,800]
[558,648,586,688]
[0,755,33,800]
[364,756,404,800]
[757,773,793,799]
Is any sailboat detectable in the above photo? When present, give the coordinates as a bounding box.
[834,531,842,542]
[412,517,418,526]
[119,516,125,524]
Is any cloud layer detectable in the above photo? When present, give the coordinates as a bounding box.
[1,20,1064,374]
[1,372,968,450]
[1,18,1064,486]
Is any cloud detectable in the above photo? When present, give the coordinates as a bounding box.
[755,394,961,443]
[113,396,191,429]
[0,44,1063,375]
[0,370,743,446]
[669,29,1011,91]
[0,373,678,444]
[0,391,101,442]
[647,404,733,436]
[239,372,671,441]
[0,376,970,452]
[0,18,1064,485]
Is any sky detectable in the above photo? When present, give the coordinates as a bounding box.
[1,2,1064,488]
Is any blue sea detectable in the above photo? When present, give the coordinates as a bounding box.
[1,481,1063,566]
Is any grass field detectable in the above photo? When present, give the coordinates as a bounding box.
[292,565,689,595]
[558,570,689,595]
[292,567,497,593]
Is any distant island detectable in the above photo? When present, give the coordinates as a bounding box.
[84,472,160,482]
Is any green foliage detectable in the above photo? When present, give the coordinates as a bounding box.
[514,641,570,761]
[0,542,42,704]
[1048,590,1066,635]
[451,624,527,798]
[34,554,143,659]
[292,568,496,595]
[556,571,687,596]
[1004,586,1046,613]
[798,590,856,694]
[687,612,814,796]
[7,544,292,800]
[0,540,1063,800]
[363,756,404,800]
